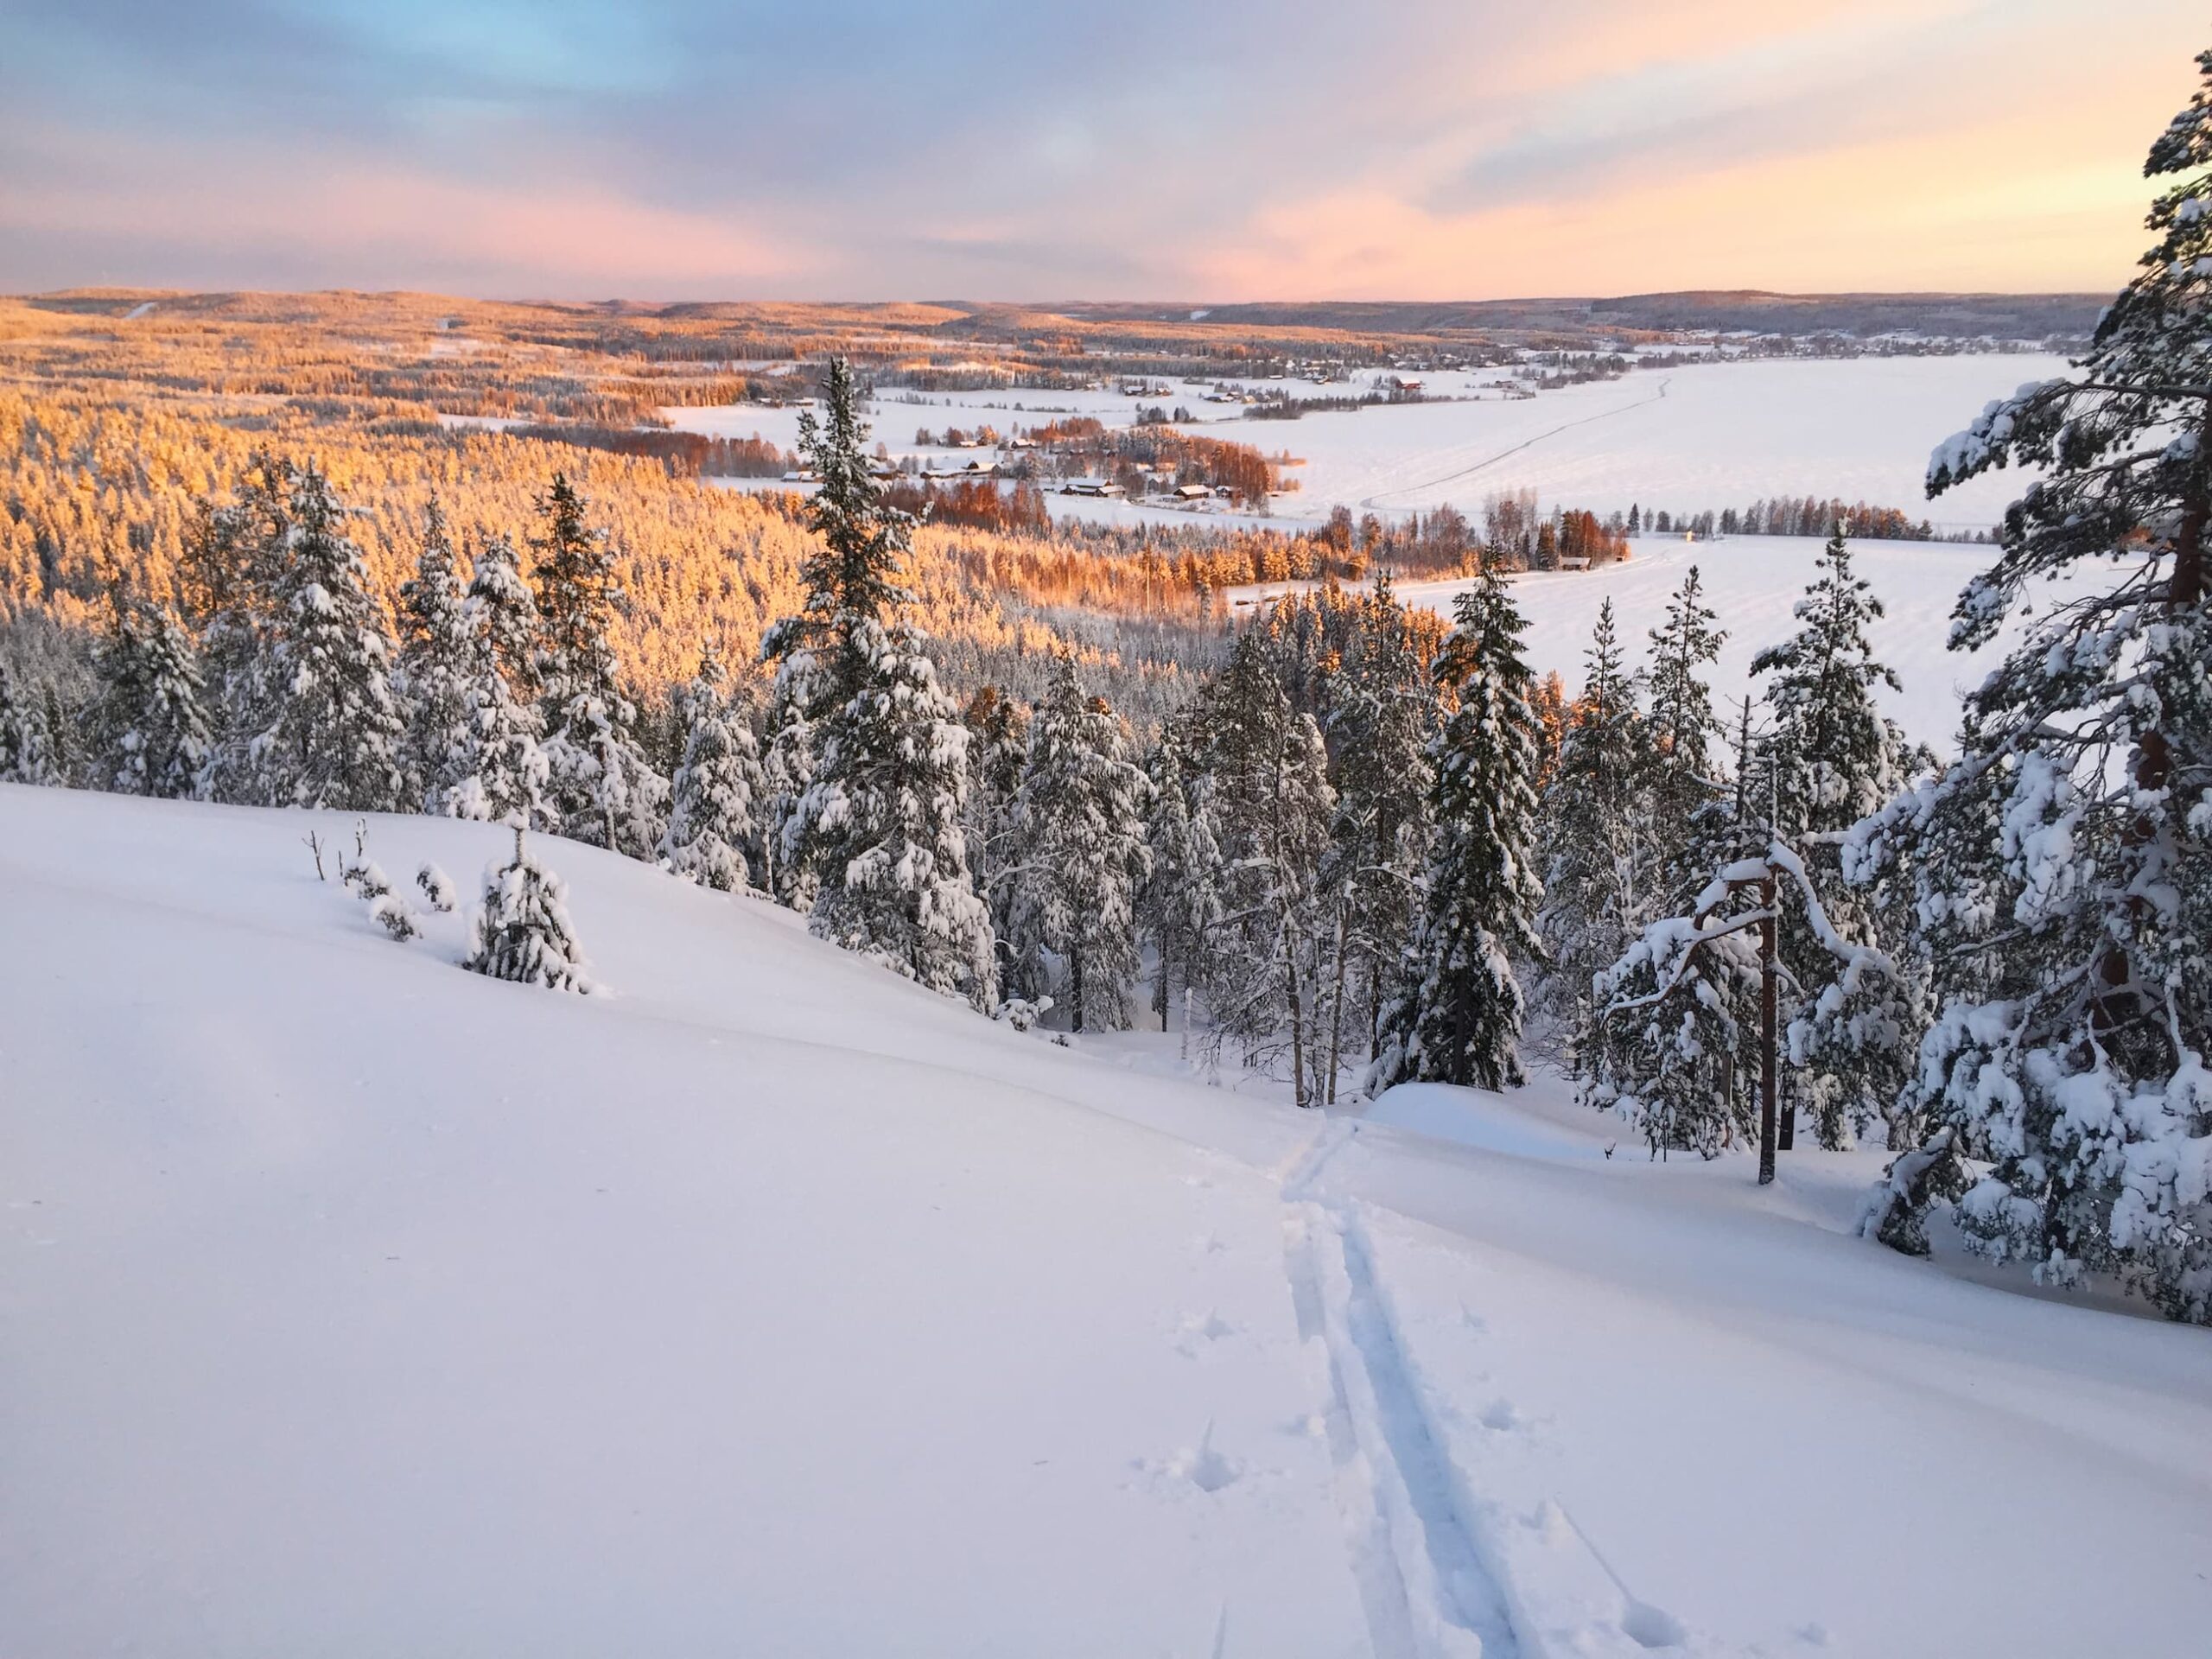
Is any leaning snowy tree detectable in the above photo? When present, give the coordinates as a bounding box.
[1370,563,1545,1094]
[1749,525,1923,1148]
[661,642,766,893]
[1845,56,2212,1319]
[1595,836,1894,1180]
[531,474,667,857]
[464,827,594,994]
[1003,655,1152,1031]
[1586,696,1766,1158]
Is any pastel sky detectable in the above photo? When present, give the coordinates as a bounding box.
[0,0,2199,299]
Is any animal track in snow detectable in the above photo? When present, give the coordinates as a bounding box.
[1479,1399,1524,1433]
[1174,1309,1237,1355]
[1164,1423,1243,1492]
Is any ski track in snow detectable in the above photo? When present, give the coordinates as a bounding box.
[1281,1119,1720,1659]
[1281,1120,1520,1659]
[1360,378,1672,511]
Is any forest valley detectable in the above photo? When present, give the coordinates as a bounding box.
[6,64,2212,1330]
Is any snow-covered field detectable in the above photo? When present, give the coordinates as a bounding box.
[7,785,2210,1657]
[669,355,2068,534]
[1241,531,2035,751]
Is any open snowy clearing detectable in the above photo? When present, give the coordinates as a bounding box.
[1237,531,2042,751]
[5,785,2209,1657]
[669,355,2068,534]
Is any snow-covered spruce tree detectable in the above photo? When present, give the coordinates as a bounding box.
[1003,655,1152,1030]
[90,601,212,799]
[1537,598,1651,1060]
[1751,524,1921,1147]
[661,642,766,893]
[446,533,549,826]
[788,615,996,1008]
[1199,629,1337,1106]
[1370,563,1545,1093]
[1643,565,1726,830]
[394,503,479,815]
[760,358,915,902]
[531,474,666,857]
[1847,62,2212,1319]
[1140,713,1224,1035]
[251,464,406,812]
[465,827,593,994]
[1322,575,1437,1084]
[465,533,542,698]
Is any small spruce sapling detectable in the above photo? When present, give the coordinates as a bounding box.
[465,827,594,994]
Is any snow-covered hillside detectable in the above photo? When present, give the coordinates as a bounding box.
[5,785,2209,1657]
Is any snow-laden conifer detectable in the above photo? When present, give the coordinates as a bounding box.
[1537,599,1649,1056]
[962,683,1030,962]
[1845,57,2212,1318]
[1316,575,1437,1091]
[790,616,996,1008]
[1141,715,1224,1035]
[760,359,915,899]
[395,503,479,815]
[1200,630,1338,1105]
[445,534,549,826]
[662,642,766,892]
[251,465,406,811]
[531,474,666,856]
[1370,563,1544,1093]
[1003,656,1151,1030]
[1752,524,1921,1147]
[91,601,212,799]
[465,827,593,994]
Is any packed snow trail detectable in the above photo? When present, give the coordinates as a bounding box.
[1283,1122,1519,1659]
[1358,378,1670,508]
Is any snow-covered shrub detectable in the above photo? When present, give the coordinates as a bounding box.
[370,892,422,942]
[994,995,1053,1033]
[344,859,393,902]
[416,862,456,912]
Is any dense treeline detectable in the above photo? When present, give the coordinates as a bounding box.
[507,423,796,478]
[1625,497,1980,542]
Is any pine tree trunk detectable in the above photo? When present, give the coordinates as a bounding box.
[1071,944,1085,1033]
[1324,901,1349,1106]
[1281,912,1309,1109]
[1158,933,1172,1033]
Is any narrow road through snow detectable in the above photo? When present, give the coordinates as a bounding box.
[1359,378,1671,508]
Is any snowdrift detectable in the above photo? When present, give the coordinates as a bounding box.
[3,785,2208,1657]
